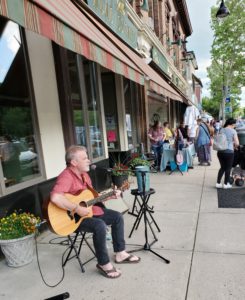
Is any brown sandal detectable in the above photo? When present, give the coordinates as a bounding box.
[96,264,121,279]
[115,254,141,264]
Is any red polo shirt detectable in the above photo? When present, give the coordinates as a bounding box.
[51,167,103,216]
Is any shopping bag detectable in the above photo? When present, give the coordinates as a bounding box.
[213,132,228,151]
[176,150,183,165]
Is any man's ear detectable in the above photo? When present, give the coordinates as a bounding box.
[70,159,77,167]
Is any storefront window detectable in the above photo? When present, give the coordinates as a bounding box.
[67,51,86,146]
[0,18,40,188]
[101,72,119,150]
[63,50,104,160]
[84,61,104,159]
[124,78,139,149]
[148,98,168,126]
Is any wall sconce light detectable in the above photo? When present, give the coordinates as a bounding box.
[181,57,193,62]
[168,38,181,47]
[216,0,230,19]
[167,38,187,47]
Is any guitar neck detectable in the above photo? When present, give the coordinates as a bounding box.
[87,190,115,207]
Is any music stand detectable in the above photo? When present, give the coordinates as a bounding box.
[128,170,170,264]
[128,188,160,239]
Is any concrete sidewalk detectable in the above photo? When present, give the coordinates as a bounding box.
[1,153,245,300]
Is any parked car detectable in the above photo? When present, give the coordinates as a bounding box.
[15,141,38,175]
[0,139,38,176]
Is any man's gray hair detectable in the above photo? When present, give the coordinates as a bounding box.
[65,145,87,165]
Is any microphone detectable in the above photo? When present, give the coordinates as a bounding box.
[90,164,113,172]
[44,292,70,300]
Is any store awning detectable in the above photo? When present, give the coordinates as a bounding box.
[0,0,144,85]
[80,5,183,102]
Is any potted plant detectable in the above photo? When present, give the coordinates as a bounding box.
[129,156,151,170]
[0,211,40,267]
[111,163,132,188]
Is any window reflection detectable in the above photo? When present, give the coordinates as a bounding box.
[67,51,86,146]
[124,78,138,149]
[66,51,104,159]
[101,72,119,150]
[83,60,104,159]
[0,21,20,84]
[0,18,40,187]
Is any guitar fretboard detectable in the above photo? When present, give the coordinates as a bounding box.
[86,191,115,207]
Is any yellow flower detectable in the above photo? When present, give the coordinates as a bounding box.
[0,211,40,240]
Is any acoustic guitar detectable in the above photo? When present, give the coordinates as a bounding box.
[44,183,129,236]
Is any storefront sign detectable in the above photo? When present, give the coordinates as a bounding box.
[152,47,169,76]
[169,66,187,96]
[87,0,138,49]
[152,47,188,97]
[225,106,232,113]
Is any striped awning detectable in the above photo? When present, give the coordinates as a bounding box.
[0,0,144,85]
[81,6,183,102]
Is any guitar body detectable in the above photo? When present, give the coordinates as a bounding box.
[46,188,98,236]
[44,182,129,236]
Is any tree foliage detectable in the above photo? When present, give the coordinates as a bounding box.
[206,0,245,119]
[202,96,219,118]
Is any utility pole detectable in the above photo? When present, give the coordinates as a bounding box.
[220,62,226,123]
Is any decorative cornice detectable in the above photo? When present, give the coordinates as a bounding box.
[173,0,192,36]
[126,1,188,93]
[192,74,203,87]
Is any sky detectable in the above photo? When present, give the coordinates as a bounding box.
[186,0,245,107]
[0,21,20,84]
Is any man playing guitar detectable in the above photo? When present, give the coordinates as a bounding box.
[50,145,140,279]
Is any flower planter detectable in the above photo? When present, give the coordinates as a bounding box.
[111,175,128,188]
[0,233,35,267]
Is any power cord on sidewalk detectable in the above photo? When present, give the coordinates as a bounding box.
[34,232,67,287]
[34,228,94,288]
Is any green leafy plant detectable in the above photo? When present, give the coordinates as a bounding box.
[111,163,132,177]
[128,157,151,169]
[0,212,40,240]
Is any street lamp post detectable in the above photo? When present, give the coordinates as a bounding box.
[221,62,226,123]
[216,0,230,19]
[216,0,230,122]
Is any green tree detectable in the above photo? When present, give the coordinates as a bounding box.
[202,96,220,119]
[208,0,245,120]
[0,107,32,138]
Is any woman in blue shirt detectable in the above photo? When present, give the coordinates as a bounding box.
[196,119,211,166]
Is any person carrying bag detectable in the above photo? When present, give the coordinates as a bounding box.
[215,118,239,189]
[196,119,211,166]
[213,131,228,151]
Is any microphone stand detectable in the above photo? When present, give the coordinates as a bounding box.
[129,170,170,264]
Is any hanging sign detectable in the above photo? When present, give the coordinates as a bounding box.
[87,0,138,49]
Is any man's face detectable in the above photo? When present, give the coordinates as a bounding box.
[71,150,91,173]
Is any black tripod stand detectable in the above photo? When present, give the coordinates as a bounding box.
[129,171,170,264]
